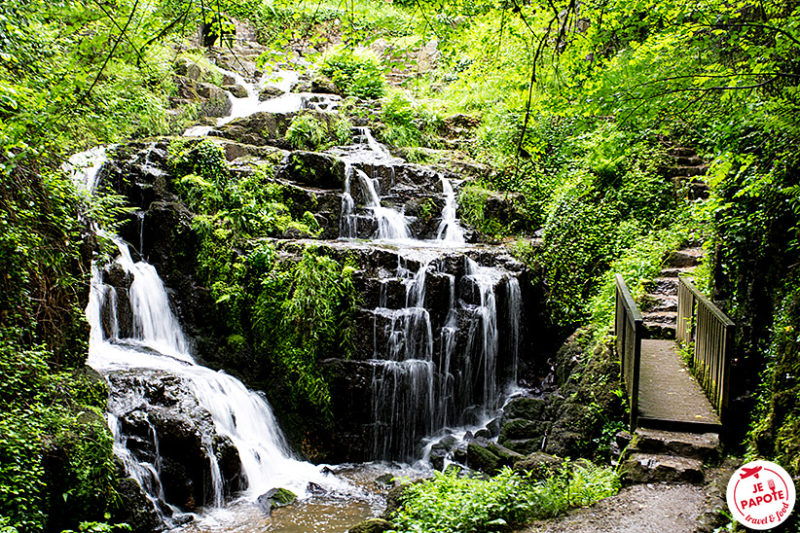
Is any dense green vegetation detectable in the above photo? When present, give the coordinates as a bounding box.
[391,463,619,532]
[167,139,359,426]
[1,0,799,529]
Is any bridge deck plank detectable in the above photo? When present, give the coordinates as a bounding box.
[638,339,720,428]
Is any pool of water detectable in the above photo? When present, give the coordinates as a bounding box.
[175,462,429,533]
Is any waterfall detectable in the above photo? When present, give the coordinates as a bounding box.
[70,152,346,523]
[356,167,412,241]
[87,239,345,508]
[335,128,467,245]
[506,277,522,385]
[368,255,523,460]
[437,176,465,244]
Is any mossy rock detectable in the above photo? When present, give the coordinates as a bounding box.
[513,452,566,480]
[279,151,346,189]
[500,418,550,441]
[348,518,394,533]
[503,397,547,421]
[466,442,501,474]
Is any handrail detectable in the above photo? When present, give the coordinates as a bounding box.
[676,275,734,425]
[614,274,643,431]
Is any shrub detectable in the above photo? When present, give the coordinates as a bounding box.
[286,113,326,150]
[392,463,620,532]
[319,46,386,99]
[380,91,442,148]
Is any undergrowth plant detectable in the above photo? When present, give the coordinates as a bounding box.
[392,462,620,533]
[319,46,386,99]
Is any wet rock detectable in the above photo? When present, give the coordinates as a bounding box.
[348,518,394,533]
[113,477,163,533]
[195,82,232,118]
[256,487,297,516]
[466,441,501,474]
[277,151,346,189]
[108,371,243,510]
[513,452,566,480]
[503,397,546,421]
[375,473,395,487]
[224,84,248,98]
[259,85,285,101]
[307,481,327,495]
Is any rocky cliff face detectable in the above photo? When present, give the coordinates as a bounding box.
[90,51,568,467]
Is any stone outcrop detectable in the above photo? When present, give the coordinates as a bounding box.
[107,371,244,511]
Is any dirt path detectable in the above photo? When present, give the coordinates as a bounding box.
[522,483,707,533]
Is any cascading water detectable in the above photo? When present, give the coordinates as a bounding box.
[367,253,524,460]
[72,153,347,525]
[334,127,466,245]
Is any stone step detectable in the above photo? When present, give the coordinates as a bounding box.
[643,316,677,340]
[663,165,708,178]
[643,294,677,313]
[672,177,710,200]
[660,266,696,278]
[645,277,679,296]
[667,147,696,157]
[667,248,704,268]
[621,452,704,484]
[632,429,720,463]
[672,155,704,166]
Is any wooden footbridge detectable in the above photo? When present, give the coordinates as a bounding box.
[615,267,734,437]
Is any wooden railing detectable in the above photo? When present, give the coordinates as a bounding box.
[615,274,643,430]
[676,276,734,424]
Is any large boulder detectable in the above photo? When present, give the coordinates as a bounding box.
[276,151,346,189]
[466,442,501,474]
[256,487,297,516]
[212,111,297,146]
[513,452,566,480]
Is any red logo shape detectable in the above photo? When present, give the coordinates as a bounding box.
[727,460,796,530]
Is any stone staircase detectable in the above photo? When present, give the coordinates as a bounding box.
[640,247,704,340]
[663,146,710,200]
[621,159,719,484]
[620,428,721,484]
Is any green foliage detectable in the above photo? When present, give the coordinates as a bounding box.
[747,280,800,476]
[319,46,386,99]
[252,249,359,419]
[391,463,620,532]
[380,91,442,148]
[286,113,327,150]
[587,226,691,343]
[0,339,118,533]
[458,184,510,238]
